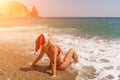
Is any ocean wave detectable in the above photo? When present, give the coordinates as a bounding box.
[0,26,48,30]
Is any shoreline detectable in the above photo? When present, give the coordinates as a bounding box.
[0,48,75,80]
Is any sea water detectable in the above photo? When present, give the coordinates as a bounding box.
[0,17,120,80]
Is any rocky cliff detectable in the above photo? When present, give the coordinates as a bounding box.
[0,1,39,17]
[31,6,39,17]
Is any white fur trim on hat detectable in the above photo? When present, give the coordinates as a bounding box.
[43,33,48,45]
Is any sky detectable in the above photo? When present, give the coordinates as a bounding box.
[11,0,120,17]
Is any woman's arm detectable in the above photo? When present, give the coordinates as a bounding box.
[50,46,57,77]
[32,47,44,66]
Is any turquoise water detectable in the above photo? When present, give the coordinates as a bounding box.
[31,17,120,40]
[1,17,120,39]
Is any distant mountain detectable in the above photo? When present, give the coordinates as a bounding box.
[0,1,39,17]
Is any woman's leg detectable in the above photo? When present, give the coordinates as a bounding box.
[63,48,78,65]
[57,48,78,70]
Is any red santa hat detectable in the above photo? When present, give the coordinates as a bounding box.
[35,33,48,52]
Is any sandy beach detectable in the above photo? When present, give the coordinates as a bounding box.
[0,48,75,80]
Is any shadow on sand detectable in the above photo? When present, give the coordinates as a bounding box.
[19,65,51,75]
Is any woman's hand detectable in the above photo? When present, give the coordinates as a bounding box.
[28,62,36,67]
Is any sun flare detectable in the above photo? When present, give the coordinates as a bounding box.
[0,0,8,4]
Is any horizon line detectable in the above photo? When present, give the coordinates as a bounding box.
[40,16,120,18]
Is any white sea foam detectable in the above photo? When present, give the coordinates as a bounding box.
[54,33,120,80]
[0,26,48,30]
[0,26,120,80]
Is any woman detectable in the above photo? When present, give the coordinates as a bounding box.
[31,33,78,77]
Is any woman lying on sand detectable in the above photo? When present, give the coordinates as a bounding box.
[30,33,78,77]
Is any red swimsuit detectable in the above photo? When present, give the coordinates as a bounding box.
[56,46,61,56]
[49,45,64,67]
[49,45,62,57]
